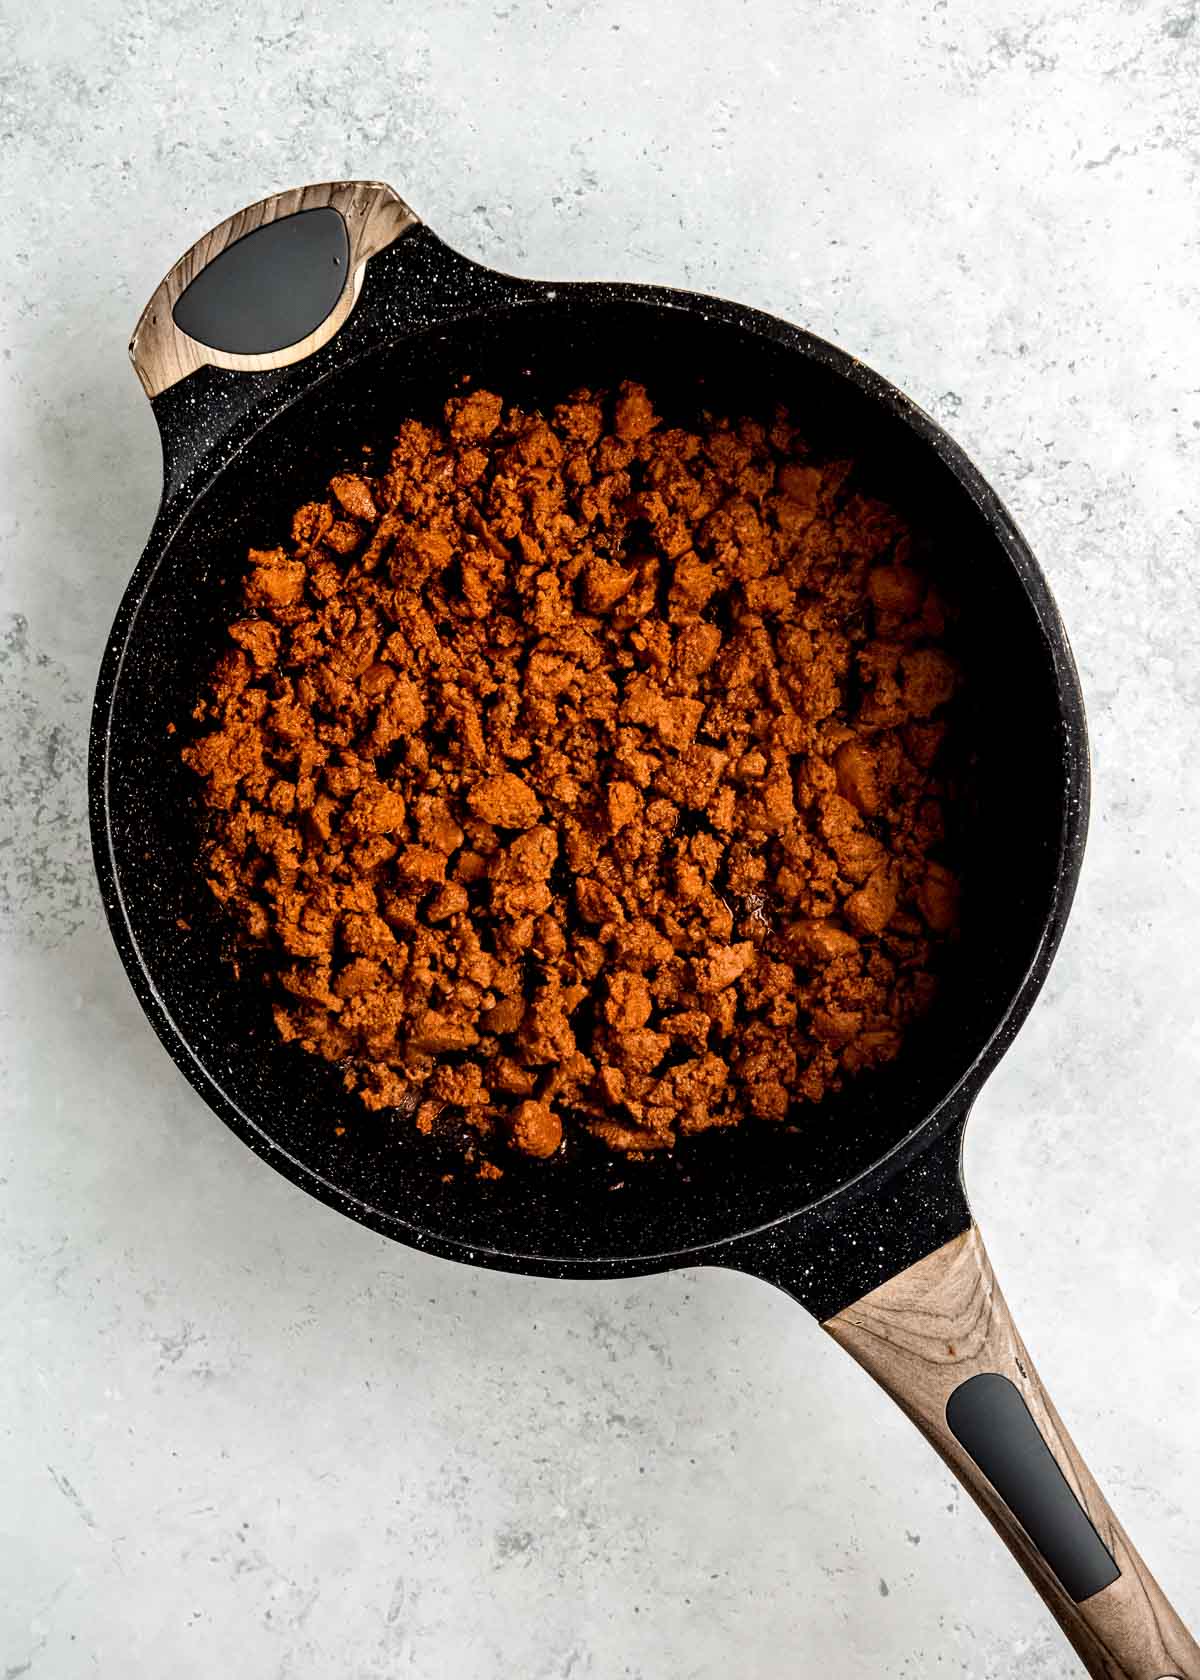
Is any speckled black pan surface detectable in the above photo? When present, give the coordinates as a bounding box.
[90,223,1089,1318]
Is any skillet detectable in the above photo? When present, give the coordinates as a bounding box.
[90,180,1199,1677]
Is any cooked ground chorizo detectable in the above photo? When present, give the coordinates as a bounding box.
[184,383,963,1164]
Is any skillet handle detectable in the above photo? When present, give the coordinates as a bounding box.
[129,181,418,399]
[825,1225,1200,1679]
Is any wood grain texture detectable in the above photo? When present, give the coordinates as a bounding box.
[826,1228,1199,1679]
[129,181,417,398]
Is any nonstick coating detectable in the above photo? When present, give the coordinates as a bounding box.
[91,230,1088,1288]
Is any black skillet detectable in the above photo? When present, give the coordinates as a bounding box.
[90,181,1199,1677]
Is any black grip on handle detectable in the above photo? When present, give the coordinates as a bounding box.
[172,206,350,356]
[946,1373,1120,1602]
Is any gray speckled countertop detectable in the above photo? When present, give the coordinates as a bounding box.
[3,3,1200,1675]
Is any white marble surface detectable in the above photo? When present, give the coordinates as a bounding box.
[3,1,1200,1674]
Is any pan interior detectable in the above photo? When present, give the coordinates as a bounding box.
[100,298,1072,1267]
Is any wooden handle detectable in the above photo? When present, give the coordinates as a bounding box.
[826,1227,1199,1679]
[129,180,417,398]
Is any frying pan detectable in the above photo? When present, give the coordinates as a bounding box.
[90,180,1199,1677]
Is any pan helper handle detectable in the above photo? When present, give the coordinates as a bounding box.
[825,1227,1200,1680]
[128,181,417,398]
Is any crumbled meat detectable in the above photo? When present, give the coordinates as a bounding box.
[330,474,378,523]
[509,1099,563,1159]
[917,861,960,933]
[605,971,653,1030]
[184,382,963,1163]
[468,771,542,829]
[693,941,755,993]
